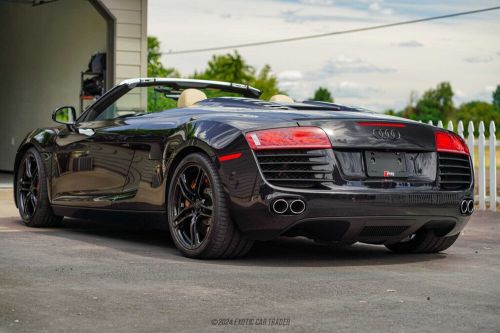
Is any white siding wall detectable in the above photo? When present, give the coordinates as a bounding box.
[102,0,148,111]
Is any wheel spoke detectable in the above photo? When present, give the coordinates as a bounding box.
[31,167,38,182]
[30,193,37,209]
[200,205,213,218]
[19,180,31,192]
[193,167,204,195]
[22,192,31,215]
[178,174,196,202]
[172,207,195,228]
[189,217,200,246]
[200,204,213,212]
[25,158,33,178]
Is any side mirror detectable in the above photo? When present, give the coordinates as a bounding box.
[52,106,76,125]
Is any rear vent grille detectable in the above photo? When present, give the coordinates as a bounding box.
[438,153,472,190]
[359,226,409,237]
[255,149,333,188]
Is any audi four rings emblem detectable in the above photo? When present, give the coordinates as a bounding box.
[373,128,401,140]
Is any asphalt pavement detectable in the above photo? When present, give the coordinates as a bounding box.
[0,189,499,333]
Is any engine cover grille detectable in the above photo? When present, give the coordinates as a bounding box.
[255,149,334,188]
[438,153,472,190]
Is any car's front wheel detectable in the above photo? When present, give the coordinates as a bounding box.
[16,147,62,227]
[167,153,253,259]
[385,229,459,253]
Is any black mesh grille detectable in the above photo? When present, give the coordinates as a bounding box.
[255,149,334,188]
[438,153,472,190]
[359,226,409,237]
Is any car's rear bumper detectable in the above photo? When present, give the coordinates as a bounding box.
[228,183,473,243]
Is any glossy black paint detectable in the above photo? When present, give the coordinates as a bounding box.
[14,81,473,244]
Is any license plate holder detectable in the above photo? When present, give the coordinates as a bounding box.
[365,151,408,178]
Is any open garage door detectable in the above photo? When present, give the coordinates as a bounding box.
[0,0,115,171]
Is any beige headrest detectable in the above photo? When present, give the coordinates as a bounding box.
[177,89,207,108]
[269,94,294,103]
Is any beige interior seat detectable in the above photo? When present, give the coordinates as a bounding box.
[269,94,294,103]
[177,89,207,108]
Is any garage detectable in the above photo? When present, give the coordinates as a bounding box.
[0,0,148,172]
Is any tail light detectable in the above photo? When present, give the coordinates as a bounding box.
[435,131,470,155]
[245,127,331,150]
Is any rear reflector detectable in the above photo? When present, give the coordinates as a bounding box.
[245,127,331,150]
[356,122,406,128]
[435,131,470,155]
[218,153,242,162]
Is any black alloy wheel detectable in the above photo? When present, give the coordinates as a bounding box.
[17,152,40,220]
[171,164,214,249]
[16,148,62,227]
[167,153,253,259]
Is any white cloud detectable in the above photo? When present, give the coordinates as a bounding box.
[320,55,396,75]
[278,70,304,81]
[149,0,500,111]
[332,81,379,98]
[299,0,334,5]
[368,1,393,15]
[463,56,494,64]
[453,89,468,105]
[393,40,423,48]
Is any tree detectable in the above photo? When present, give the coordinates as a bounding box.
[147,36,178,78]
[311,87,334,102]
[493,85,500,110]
[408,82,455,122]
[147,36,179,112]
[194,51,253,83]
[249,65,281,100]
[193,51,282,100]
[457,101,500,137]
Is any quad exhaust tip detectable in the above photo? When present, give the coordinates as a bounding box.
[467,200,474,214]
[290,200,306,215]
[271,198,306,215]
[460,199,474,215]
[272,199,289,214]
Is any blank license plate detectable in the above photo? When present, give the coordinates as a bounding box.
[365,151,408,178]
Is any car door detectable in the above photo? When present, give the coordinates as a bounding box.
[51,119,136,208]
[51,85,142,208]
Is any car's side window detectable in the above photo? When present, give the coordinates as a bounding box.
[85,86,178,122]
[94,87,148,121]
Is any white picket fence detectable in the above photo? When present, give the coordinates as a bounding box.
[425,120,498,211]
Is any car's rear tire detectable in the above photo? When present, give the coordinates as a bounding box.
[167,153,253,259]
[385,229,459,253]
[15,148,62,227]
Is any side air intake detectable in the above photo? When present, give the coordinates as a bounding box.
[438,153,472,190]
[255,149,334,189]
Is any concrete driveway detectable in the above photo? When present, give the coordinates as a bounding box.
[0,189,499,332]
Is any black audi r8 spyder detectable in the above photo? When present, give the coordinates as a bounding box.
[14,78,474,259]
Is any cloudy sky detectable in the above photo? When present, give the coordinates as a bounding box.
[148,0,500,112]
